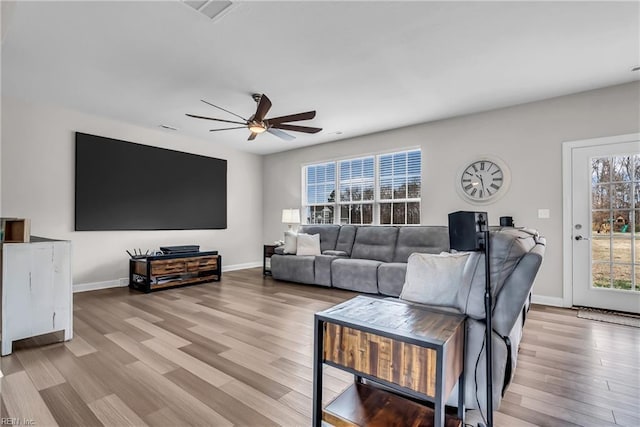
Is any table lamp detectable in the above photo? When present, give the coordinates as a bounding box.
[282,208,300,230]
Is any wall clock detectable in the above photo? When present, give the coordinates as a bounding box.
[456,156,511,204]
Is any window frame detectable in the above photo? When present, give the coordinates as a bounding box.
[303,161,337,224]
[378,150,422,225]
[302,148,421,225]
[338,155,376,225]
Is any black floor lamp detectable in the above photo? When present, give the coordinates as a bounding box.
[448,211,493,427]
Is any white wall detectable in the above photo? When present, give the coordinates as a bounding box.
[262,81,640,302]
[2,97,263,288]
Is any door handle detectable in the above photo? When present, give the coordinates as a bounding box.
[575,235,590,241]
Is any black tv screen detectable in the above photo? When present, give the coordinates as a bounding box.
[75,132,227,231]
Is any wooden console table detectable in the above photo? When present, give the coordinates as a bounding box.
[129,251,221,293]
[313,296,465,427]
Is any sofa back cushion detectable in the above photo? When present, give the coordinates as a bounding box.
[335,225,357,255]
[299,225,340,252]
[296,233,321,256]
[400,251,470,307]
[393,226,450,263]
[351,226,398,263]
[456,228,540,320]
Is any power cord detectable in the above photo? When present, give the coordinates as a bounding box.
[474,336,488,427]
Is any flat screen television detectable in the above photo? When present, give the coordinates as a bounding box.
[75,132,227,231]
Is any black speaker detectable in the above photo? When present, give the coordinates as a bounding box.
[448,211,488,251]
[500,216,514,227]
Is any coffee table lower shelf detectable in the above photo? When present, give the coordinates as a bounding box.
[322,382,462,427]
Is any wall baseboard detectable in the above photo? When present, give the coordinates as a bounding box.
[73,261,263,293]
[74,279,127,293]
[531,294,565,307]
[222,261,262,272]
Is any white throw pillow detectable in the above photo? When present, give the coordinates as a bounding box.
[283,231,297,254]
[296,233,321,256]
[400,251,471,307]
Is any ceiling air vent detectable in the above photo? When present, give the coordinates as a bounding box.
[183,1,234,21]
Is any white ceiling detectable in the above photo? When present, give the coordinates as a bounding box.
[2,1,639,155]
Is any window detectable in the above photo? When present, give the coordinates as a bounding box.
[303,149,421,225]
[305,162,336,224]
[339,157,375,224]
[379,150,421,225]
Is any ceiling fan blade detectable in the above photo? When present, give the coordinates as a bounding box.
[267,128,296,141]
[209,126,247,132]
[254,94,272,122]
[271,123,322,134]
[266,111,316,125]
[200,99,248,121]
[186,114,246,125]
[248,132,258,141]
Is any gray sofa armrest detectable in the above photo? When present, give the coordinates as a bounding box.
[322,250,348,257]
[493,240,545,337]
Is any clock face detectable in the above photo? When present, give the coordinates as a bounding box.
[459,159,508,203]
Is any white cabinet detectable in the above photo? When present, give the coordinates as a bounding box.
[1,238,72,356]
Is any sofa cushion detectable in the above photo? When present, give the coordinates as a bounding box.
[299,225,340,252]
[314,254,341,287]
[492,236,545,336]
[331,258,381,294]
[392,226,450,263]
[350,226,398,263]
[296,233,321,256]
[335,225,357,255]
[400,252,470,307]
[456,229,538,320]
[377,263,407,297]
[283,230,297,254]
[323,250,348,257]
[270,254,315,285]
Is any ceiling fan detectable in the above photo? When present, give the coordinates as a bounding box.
[186,93,322,141]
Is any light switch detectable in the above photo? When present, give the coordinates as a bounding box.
[538,209,550,219]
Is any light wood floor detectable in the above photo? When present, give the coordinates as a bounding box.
[1,268,639,426]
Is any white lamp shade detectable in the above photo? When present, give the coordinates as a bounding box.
[282,208,301,224]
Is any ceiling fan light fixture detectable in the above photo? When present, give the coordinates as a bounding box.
[248,122,267,133]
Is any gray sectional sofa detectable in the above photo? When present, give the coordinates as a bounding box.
[272,224,451,294]
[271,224,546,411]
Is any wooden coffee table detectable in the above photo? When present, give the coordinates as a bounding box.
[312,295,466,427]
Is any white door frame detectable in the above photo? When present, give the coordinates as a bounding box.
[562,132,640,308]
